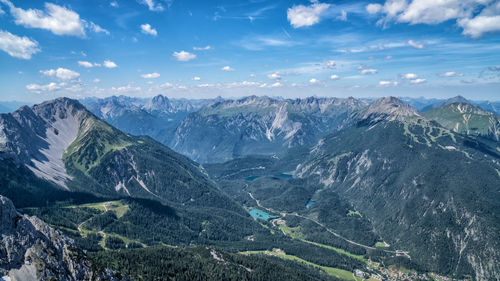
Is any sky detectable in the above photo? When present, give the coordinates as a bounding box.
[0,0,499,102]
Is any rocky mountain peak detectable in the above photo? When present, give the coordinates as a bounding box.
[143,94,173,113]
[0,195,128,281]
[362,96,419,122]
[0,196,19,234]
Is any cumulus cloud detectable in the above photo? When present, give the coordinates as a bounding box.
[267,72,281,80]
[366,3,383,14]
[0,0,107,37]
[0,30,40,59]
[287,1,331,28]
[193,76,201,81]
[221,65,235,71]
[93,78,101,83]
[173,50,196,61]
[360,68,378,75]
[78,61,95,68]
[26,82,65,92]
[459,14,500,38]
[410,78,426,84]
[110,1,118,8]
[403,73,418,79]
[193,45,212,51]
[103,60,117,68]
[489,65,500,71]
[140,23,157,36]
[41,68,80,81]
[368,0,500,38]
[379,80,398,86]
[330,74,340,80]
[309,78,319,84]
[141,72,160,79]
[408,40,424,49]
[439,71,463,77]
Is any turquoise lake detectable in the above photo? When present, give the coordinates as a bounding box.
[249,209,278,221]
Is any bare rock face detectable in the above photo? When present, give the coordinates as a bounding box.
[0,195,128,281]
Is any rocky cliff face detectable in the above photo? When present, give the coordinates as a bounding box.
[171,96,366,163]
[0,98,92,188]
[0,195,128,281]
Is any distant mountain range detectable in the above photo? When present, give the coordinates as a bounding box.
[75,95,500,163]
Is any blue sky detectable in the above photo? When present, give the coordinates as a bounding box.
[0,0,499,102]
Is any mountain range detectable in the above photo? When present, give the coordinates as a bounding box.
[0,95,499,281]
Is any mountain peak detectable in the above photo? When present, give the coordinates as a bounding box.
[447,95,469,104]
[421,95,471,111]
[143,94,173,113]
[362,96,419,122]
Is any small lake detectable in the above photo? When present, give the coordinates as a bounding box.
[245,175,261,181]
[306,201,316,208]
[249,209,279,221]
[274,173,293,179]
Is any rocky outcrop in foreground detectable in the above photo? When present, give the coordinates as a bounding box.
[0,195,128,281]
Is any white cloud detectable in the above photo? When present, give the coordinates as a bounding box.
[439,71,463,77]
[379,80,398,86]
[309,78,319,84]
[93,78,101,83]
[87,22,109,35]
[140,0,164,12]
[250,73,256,78]
[366,3,382,14]
[330,74,340,80]
[193,45,212,50]
[407,40,424,49]
[140,23,157,36]
[41,68,80,81]
[371,0,499,38]
[0,1,94,37]
[360,68,378,75]
[268,82,282,88]
[410,78,426,84]
[221,65,235,71]
[78,61,94,68]
[110,1,118,8]
[459,15,500,38]
[385,55,393,59]
[338,10,347,21]
[26,82,65,92]
[193,76,201,81]
[403,73,418,79]
[287,2,331,28]
[141,72,160,79]
[173,50,196,61]
[103,60,117,68]
[111,84,141,93]
[0,30,40,59]
[267,72,281,80]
